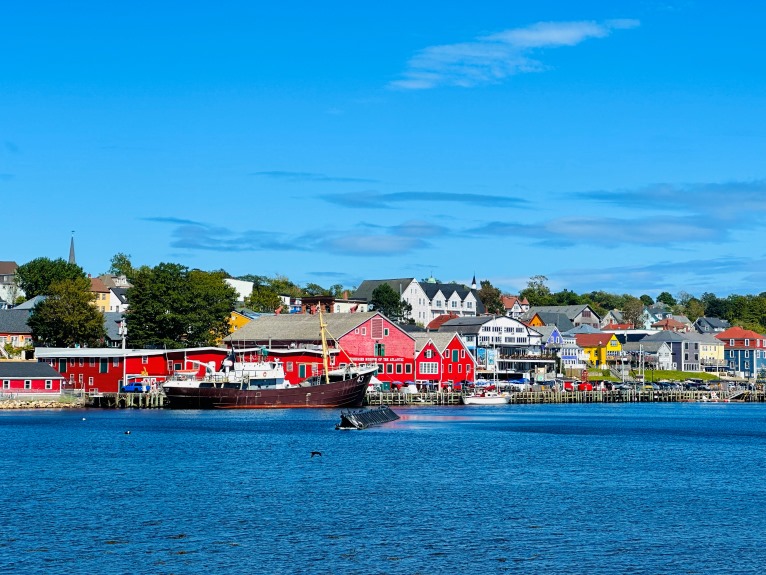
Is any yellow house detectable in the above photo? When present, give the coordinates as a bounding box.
[696,333,725,369]
[525,313,545,327]
[225,310,255,341]
[89,277,110,313]
[574,333,622,367]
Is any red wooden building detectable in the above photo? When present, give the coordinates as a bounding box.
[225,311,417,384]
[0,361,66,395]
[412,332,476,387]
[34,347,231,394]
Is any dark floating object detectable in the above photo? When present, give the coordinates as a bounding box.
[310,451,322,457]
[124,431,131,435]
[336,405,399,430]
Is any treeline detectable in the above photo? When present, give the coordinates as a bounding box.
[516,275,766,333]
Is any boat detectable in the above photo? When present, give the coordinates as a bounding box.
[335,405,400,430]
[162,310,377,409]
[462,390,509,405]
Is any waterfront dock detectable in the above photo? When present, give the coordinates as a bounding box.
[87,391,166,408]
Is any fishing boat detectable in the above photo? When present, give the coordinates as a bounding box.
[162,310,377,409]
[462,390,509,405]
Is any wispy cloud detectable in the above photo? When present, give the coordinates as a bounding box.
[390,19,639,90]
[250,171,379,184]
[321,190,527,209]
[577,180,766,220]
[468,215,721,246]
[143,216,207,226]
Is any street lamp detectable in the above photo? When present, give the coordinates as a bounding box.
[119,318,127,391]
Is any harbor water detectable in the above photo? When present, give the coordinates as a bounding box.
[1,403,765,574]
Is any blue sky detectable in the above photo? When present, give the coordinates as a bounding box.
[2,1,765,298]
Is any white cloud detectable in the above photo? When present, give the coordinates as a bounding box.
[390,19,640,90]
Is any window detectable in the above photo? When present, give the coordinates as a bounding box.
[467,302,473,309]
[425,350,432,359]
[78,358,84,367]
[419,362,438,374]
[451,301,457,308]
[24,380,32,389]
[371,318,383,338]
[745,339,750,347]
[361,327,367,336]
[448,364,453,373]
[386,363,393,374]
[458,364,462,373]
[2,380,9,389]
[113,357,119,367]
[69,358,75,366]
[89,358,96,367]
[88,377,94,385]
[374,343,385,357]
[730,339,735,346]
[383,328,389,336]
[452,350,459,362]
[460,350,465,359]
[405,364,412,374]
[99,358,109,374]
[45,380,52,390]
[286,362,294,372]
[745,350,749,358]
[141,356,149,364]
[396,364,403,374]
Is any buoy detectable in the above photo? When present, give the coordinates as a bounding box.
[82,417,86,421]
[124,431,131,435]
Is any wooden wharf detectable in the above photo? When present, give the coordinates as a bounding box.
[84,389,766,408]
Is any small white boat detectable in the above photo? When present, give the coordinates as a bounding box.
[462,390,509,405]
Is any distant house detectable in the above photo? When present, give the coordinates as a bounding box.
[651,317,690,332]
[622,341,674,371]
[694,317,731,334]
[715,326,766,379]
[351,277,483,326]
[573,333,622,368]
[0,309,34,358]
[528,305,601,329]
[688,332,726,371]
[0,261,21,306]
[0,362,65,395]
[639,331,700,372]
[89,277,110,313]
[600,309,625,328]
[641,303,673,329]
[501,295,529,319]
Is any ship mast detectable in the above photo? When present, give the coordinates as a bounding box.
[319,307,331,385]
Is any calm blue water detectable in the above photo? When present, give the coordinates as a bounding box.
[1,403,765,574]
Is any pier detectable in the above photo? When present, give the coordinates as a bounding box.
[87,391,166,408]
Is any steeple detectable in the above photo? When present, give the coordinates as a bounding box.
[471,274,477,290]
[68,231,76,265]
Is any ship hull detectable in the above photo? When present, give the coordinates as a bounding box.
[164,371,373,409]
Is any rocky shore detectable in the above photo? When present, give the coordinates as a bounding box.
[0,398,87,409]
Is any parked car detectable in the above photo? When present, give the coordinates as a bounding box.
[122,380,151,393]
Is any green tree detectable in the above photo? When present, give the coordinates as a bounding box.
[683,297,706,322]
[107,252,134,278]
[28,277,106,347]
[370,283,412,321]
[245,285,282,313]
[478,280,505,316]
[16,257,86,299]
[303,282,329,296]
[656,291,677,306]
[622,296,645,328]
[126,263,237,348]
[639,294,654,306]
[519,275,552,306]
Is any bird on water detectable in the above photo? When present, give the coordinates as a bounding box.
[310,451,322,457]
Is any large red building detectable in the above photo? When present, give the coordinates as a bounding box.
[226,312,417,383]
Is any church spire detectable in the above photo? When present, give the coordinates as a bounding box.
[471,274,477,290]
[68,231,76,265]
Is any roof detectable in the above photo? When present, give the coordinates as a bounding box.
[437,316,494,335]
[0,362,64,379]
[426,313,459,330]
[529,305,601,321]
[34,346,227,359]
[640,331,690,343]
[90,277,109,293]
[111,287,129,303]
[695,316,731,330]
[0,261,18,275]
[574,333,616,347]
[533,325,560,342]
[501,295,528,309]
[530,312,575,331]
[0,309,33,334]
[411,332,460,353]
[622,341,670,353]
[651,317,687,330]
[223,312,414,344]
[13,296,46,310]
[563,324,601,335]
[103,312,126,342]
[715,326,765,341]
[350,279,416,302]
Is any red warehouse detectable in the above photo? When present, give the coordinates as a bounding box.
[412,332,476,387]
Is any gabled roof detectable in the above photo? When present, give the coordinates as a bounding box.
[529,305,601,321]
[0,261,18,275]
[223,312,414,343]
[0,309,32,334]
[533,325,560,342]
[685,332,724,344]
[651,317,687,331]
[13,296,46,310]
[111,287,129,304]
[715,326,765,341]
[411,332,460,353]
[622,341,670,353]
[0,362,64,379]
[350,279,417,302]
[574,333,616,347]
[641,331,689,343]
[501,295,528,309]
[103,312,126,342]
[89,277,109,293]
[563,324,600,335]
[426,313,459,330]
[695,316,731,330]
[524,311,574,331]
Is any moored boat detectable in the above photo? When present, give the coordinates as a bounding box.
[462,390,509,405]
[162,310,377,409]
